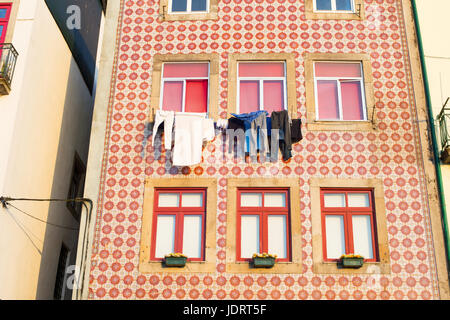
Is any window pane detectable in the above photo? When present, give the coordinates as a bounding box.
[185,80,208,113]
[263,80,284,113]
[239,80,260,113]
[240,215,260,258]
[352,215,374,259]
[155,215,176,258]
[181,193,203,207]
[336,0,352,10]
[183,215,203,258]
[0,9,7,19]
[241,193,262,207]
[323,193,346,207]
[316,0,332,10]
[315,62,362,78]
[163,63,209,78]
[341,81,365,120]
[317,80,339,120]
[348,193,370,207]
[268,215,287,259]
[192,0,207,11]
[162,81,183,112]
[239,62,285,77]
[171,0,187,12]
[264,193,286,207]
[325,215,346,259]
[158,193,180,207]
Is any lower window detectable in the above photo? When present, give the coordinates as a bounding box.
[236,188,291,262]
[321,188,378,262]
[151,188,206,261]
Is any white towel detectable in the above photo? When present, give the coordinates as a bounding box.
[152,110,174,150]
[172,114,215,166]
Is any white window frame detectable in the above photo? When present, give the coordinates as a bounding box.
[168,0,210,14]
[159,62,210,115]
[313,0,355,13]
[313,61,367,122]
[236,61,288,114]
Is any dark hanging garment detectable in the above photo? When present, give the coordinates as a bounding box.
[227,117,246,159]
[290,119,303,143]
[271,110,292,161]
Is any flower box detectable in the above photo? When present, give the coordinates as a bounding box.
[252,253,277,268]
[164,254,187,267]
[339,255,364,269]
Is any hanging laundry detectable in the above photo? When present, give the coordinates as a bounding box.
[172,113,215,167]
[151,110,174,150]
[290,119,303,144]
[227,117,246,159]
[271,110,292,161]
[216,118,228,130]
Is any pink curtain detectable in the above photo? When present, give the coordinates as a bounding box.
[240,80,260,113]
[341,81,364,120]
[263,80,284,113]
[162,81,183,112]
[317,80,339,120]
[185,80,208,113]
[163,63,209,78]
[239,62,285,77]
[315,62,361,78]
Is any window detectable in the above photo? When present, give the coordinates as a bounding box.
[227,53,297,118]
[0,3,11,43]
[150,54,219,121]
[226,178,302,274]
[237,62,287,114]
[314,0,354,12]
[139,178,217,273]
[66,153,86,222]
[160,62,209,114]
[237,189,290,262]
[309,178,390,274]
[304,53,375,131]
[314,62,367,121]
[54,243,70,300]
[151,188,206,261]
[169,0,208,13]
[320,189,377,262]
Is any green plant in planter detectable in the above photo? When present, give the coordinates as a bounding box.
[339,254,364,268]
[164,253,187,267]
[252,253,277,268]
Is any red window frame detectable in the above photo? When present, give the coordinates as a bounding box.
[150,188,207,262]
[236,188,291,262]
[320,188,378,262]
[0,3,12,44]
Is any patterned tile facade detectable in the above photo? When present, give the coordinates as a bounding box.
[87,0,442,300]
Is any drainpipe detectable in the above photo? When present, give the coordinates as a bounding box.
[410,0,450,275]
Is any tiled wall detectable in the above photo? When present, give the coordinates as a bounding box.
[87,0,441,300]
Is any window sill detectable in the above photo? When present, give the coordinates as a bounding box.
[305,11,363,20]
[307,120,375,131]
[139,260,216,273]
[226,261,303,274]
[313,261,390,274]
[161,12,218,21]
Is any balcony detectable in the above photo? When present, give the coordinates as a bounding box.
[438,98,450,164]
[0,43,18,95]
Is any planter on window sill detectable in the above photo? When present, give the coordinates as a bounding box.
[339,254,364,269]
[164,254,187,267]
[252,253,277,268]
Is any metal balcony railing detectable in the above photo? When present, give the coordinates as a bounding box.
[0,43,18,94]
[438,98,450,163]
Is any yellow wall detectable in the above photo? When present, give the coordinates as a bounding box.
[0,0,94,299]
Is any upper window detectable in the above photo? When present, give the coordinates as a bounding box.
[320,189,378,262]
[151,188,206,261]
[314,61,367,121]
[237,62,287,114]
[169,0,208,13]
[314,0,354,12]
[160,62,209,114]
[236,189,291,262]
[0,3,11,43]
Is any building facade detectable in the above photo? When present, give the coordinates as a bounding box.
[77,0,450,300]
[0,0,104,299]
